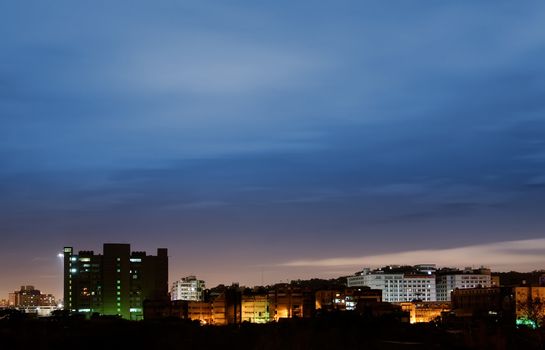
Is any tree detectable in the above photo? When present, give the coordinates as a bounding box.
[516,295,545,328]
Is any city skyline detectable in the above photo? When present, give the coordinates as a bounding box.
[2,241,544,302]
[2,1,545,300]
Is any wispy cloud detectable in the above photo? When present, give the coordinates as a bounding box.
[281,238,545,271]
[109,39,326,95]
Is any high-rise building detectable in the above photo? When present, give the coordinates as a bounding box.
[63,243,168,320]
[171,276,205,301]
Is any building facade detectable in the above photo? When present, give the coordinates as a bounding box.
[399,301,451,323]
[171,275,205,301]
[436,267,492,301]
[315,287,382,311]
[268,285,315,320]
[348,270,436,302]
[241,294,270,323]
[8,286,56,308]
[63,243,168,320]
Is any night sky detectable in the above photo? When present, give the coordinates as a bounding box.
[2,1,545,300]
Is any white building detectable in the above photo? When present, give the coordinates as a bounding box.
[348,269,436,302]
[436,267,491,301]
[171,276,206,301]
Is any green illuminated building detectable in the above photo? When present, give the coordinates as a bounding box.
[63,243,168,320]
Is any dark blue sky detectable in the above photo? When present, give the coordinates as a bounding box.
[2,0,545,298]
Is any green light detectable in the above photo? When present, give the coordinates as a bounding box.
[516,318,537,329]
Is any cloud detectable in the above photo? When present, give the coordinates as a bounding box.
[108,39,326,95]
[175,200,228,210]
[281,238,545,271]
[526,175,545,187]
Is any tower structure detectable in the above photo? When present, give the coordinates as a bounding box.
[63,243,168,320]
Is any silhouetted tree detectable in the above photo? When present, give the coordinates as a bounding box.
[517,296,545,328]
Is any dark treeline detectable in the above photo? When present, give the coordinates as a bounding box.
[2,310,545,350]
[493,271,545,286]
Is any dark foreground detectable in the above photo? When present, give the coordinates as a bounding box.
[1,313,544,350]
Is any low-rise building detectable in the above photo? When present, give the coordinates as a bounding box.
[188,301,213,324]
[348,267,436,302]
[268,285,314,320]
[315,287,382,311]
[436,267,492,301]
[399,301,451,323]
[8,286,57,308]
[450,285,545,327]
[241,294,270,323]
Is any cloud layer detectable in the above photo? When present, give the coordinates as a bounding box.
[1,0,545,298]
[282,238,545,272]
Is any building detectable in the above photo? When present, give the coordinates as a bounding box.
[348,267,436,302]
[436,267,492,301]
[241,294,270,323]
[8,293,17,307]
[63,243,168,320]
[187,301,213,324]
[171,276,205,301]
[268,285,315,320]
[451,286,506,317]
[449,286,545,326]
[399,301,451,323]
[513,285,545,327]
[144,284,244,325]
[7,286,56,308]
[315,287,382,311]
